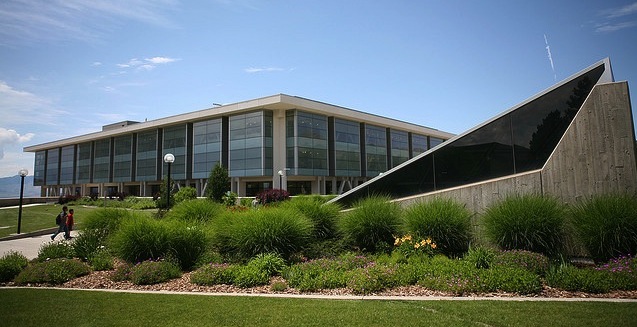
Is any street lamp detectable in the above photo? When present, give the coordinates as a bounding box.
[277,170,283,189]
[163,153,175,210]
[17,168,28,234]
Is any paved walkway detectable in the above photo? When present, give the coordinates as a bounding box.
[0,229,79,260]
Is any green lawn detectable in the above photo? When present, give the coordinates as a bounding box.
[0,204,100,238]
[0,288,635,326]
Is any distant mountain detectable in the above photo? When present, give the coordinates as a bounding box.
[0,175,41,198]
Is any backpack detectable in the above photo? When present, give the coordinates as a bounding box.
[55,213,62,225]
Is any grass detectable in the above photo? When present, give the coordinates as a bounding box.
[0,204,102,238]
[0,288,636,326]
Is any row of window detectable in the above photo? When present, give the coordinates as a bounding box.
[34,110,445,185]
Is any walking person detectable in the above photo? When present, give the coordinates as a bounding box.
[65,208,74,239]
[51,206,68,241]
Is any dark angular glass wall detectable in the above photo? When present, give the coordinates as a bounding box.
[332,62,607,207]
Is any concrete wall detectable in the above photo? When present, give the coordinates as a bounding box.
[392,82,637,249]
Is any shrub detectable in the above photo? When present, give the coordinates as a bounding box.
[234,264,271,288]
[402,198,473,257]
[190,263,239,285]
[570,194,637,263]
[0,251,29,282]
[37,241,75,262]
[73,228,110,261]
[545,265,613,293]
[81,208,133,236]
[222,191,238,207]
[345,263,396,294]
[282,253,371,291]
[483,194,566,257]
[110,216,172,263]
[339,195,402,252]
[205,162,230,203]
[164,199,224,224]
[125,197,157,210]
[215,207,313,260]
[174,187,198,204]
[281,196,342,240]
[128,260,182,285]
[165,221,209,271]
[256,189,290,205]
[14,259,91,285]
[246,253,286,276]
[463,246,497,269]
[270,280,288,292]
[88,249,114,271]
[492,250,550,276]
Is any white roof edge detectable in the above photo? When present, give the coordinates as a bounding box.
[24,93,454,152]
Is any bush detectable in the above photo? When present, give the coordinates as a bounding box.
[545,265,613,293]
[214,207,313,260]
[402,198,473,257]
[81,208,133,236]
[128,260,182,285]
[14,259,91,285]
[190,263,239,286]
[205,162,230,203]
[339,195,402,252]
[37,241,75,262]
[88,249,114,271]
[483,194,566,257]
[281,196,342,240]
[492,250,550,276]
[234,265,271,288]
[393,235,438,258]
[110,216,172,263]
[73,228,110,261]
[256,189,290,205]
[282,254,371,291]
[345,263,396,294]
[164,199,224,224]
[165,221,209,271]
[463,247,497,269]
[570,194,637,263]
[0,251,29,282]
[174,187,198,204]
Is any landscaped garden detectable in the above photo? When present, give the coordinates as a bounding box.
[1,189,637,299]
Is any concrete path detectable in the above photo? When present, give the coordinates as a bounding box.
[0,229,79,260]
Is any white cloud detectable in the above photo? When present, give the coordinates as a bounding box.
[596,2,637,33]
[92,62,103,66]
[0,128,34,160]
[595,21,637,33]
[244,67,286,73]
[0,0,180,46]
[601,2,637,19]
[116,56,179,71]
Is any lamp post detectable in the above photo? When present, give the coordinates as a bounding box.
[163,153,175,210]
[277,170,283,189]
[17,168,28,234]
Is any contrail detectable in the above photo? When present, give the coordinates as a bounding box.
[544,34,556,81]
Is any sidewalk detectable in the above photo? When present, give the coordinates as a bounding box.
[0,229,78,260]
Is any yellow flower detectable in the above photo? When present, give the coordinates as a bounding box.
[404,235,412,241]
[426,238,432,244]
[431,243,437,249]
[414,243,420,249]
[394,238,401,246]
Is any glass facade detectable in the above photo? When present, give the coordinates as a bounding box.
[59,146,74,185]
[34,151,46,186]
[365,124,387,176]
[93,139,111,183]
[286,110,328,176]
[334,62,607,207]
[390,129,409,168]
[163,125,187,180]
[113,135,133,182]
[45,148,59,185]
[193,119,222,179]
[411,134,428,157]
[430,137,444,149]
[76,142,91,184]
[136,130,157,181]
[333,119,361,177]
[229,111,273,177]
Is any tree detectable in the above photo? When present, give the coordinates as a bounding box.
[205,162,229,202]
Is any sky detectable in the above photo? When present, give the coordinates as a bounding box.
[1,0,636,178]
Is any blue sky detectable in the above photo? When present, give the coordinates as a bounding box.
[1,0,636,177]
